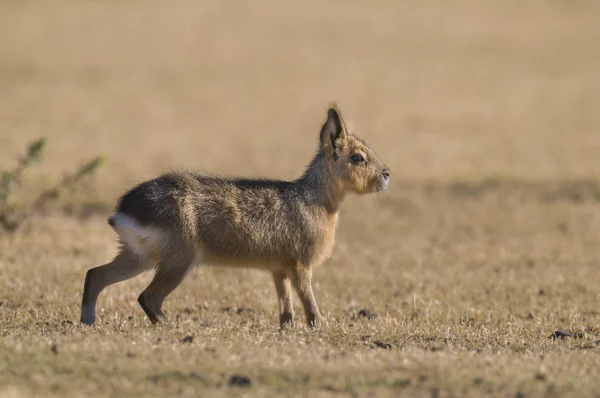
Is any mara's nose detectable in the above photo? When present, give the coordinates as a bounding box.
[382,168,390,180]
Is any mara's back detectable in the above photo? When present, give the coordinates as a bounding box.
[116,171,336,266]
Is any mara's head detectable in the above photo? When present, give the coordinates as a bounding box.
[319,105,390,194]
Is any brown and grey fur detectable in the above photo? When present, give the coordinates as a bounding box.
[81,105,390,328]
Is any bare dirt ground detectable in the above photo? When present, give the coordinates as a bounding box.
[1,1,600,397]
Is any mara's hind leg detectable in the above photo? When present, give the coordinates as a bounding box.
[272,271,294,328]
[81,248,149,325]
[137,247,196,324]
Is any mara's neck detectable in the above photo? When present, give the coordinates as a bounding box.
[296,150,345,213]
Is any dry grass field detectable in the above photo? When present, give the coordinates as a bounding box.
[2,1,600,397]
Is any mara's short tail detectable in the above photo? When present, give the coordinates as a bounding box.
[107,216,116,227]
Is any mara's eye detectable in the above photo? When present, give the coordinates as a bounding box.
[350,154,365,164]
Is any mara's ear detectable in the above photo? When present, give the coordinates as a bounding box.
[319,104,348,159]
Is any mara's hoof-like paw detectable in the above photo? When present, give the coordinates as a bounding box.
[147,311,168,325]
[307,315,324,328]
[138,295,164,325]
[80,316,95,325]
[279,312,294,329]
[80,307,96,325]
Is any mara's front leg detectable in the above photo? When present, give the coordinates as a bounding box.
[291,265,322,327]
[272,271,294,328]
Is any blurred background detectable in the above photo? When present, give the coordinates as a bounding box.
[1,0,599,201]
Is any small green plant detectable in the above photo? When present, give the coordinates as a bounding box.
[0,137,104,232]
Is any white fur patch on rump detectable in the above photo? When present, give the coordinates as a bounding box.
[109,213,166,261]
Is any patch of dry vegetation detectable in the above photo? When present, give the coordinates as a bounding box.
[1,1,600,397]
